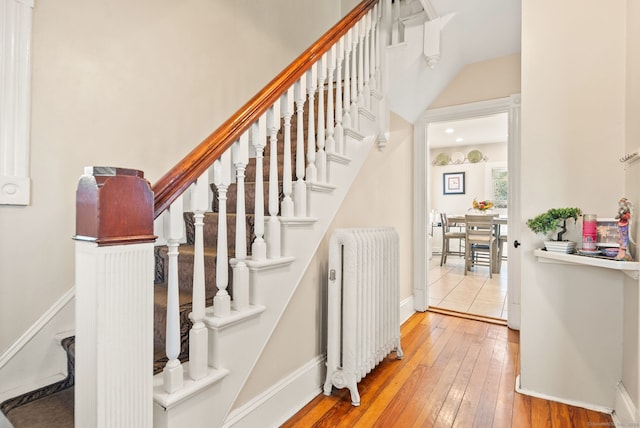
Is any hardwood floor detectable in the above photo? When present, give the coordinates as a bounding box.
[282,311,614,427]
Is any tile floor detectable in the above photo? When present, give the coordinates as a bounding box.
[428,254,508,320]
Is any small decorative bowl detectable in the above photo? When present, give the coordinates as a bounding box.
[602,248,619,257]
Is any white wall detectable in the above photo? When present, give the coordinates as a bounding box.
[0,0,339,354]
[520,0,626,409]
[429,142,507,216]
[235,112,414,408]
[429,53,521,109]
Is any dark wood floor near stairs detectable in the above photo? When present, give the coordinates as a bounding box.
[282,311,614,428]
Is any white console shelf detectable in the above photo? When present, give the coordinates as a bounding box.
[534,249,640,280]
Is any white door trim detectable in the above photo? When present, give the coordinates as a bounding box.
[412,95,522,329]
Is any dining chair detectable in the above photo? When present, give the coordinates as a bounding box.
[440,213,466,266]
[464,214,498,278]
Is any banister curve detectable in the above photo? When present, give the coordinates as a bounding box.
[152,0,380,218]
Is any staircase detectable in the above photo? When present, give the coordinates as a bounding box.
[1,1,394,426]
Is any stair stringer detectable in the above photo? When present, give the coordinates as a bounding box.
[153,131,377,428]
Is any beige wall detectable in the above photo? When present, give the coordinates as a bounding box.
[520,0,626,408]
[429,53,521,109]
[0,0,339,354]
[237,112,414,407]
[622,0,640,411]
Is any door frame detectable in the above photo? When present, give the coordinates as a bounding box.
[412,95,522,329]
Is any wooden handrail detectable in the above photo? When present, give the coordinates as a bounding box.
[151,0,381,218]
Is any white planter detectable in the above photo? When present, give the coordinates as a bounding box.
[544,241,577,253]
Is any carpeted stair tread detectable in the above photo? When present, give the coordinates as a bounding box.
[5,387,74,428]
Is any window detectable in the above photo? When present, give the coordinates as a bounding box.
[492,167,508,208]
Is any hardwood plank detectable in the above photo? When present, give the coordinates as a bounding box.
[567,405,591,428]
[511,393,532,428]
[491,340,518,427]
[280,312,615,428]
[530,396,551,428]
[433,339,483,427]
[549,400,573,427]
[410,332,476,426]
[452,333,500,427]
[472,334,507,427]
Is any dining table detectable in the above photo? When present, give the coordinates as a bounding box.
[447,213,508,273]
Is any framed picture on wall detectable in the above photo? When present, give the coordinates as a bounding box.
[443,172,465,195]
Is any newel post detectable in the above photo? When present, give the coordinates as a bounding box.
[74,167,156,427]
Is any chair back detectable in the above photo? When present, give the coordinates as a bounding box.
[465,214,495,244]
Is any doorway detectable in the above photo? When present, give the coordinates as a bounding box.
[412,96,522,330]
[428,113,509,320]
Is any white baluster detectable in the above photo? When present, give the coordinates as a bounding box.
[326,46,336,156]
[189,173,209,381]
[371,5,379,91]
[232,132,250,311]
[266,104,281,258]
[357,18,366,110]
[306,63,318,184]
[343,29,353,131]
[363,12,372,110]
[350,23,359,130]
[335,38,345,155]
[213,151,232,318]
[164,195,184,392]
[251,119,267,260]
[316,55,327,183]
[294,78,307,217]
[281,88,295,217]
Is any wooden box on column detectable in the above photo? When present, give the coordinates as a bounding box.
[74,167,156,427]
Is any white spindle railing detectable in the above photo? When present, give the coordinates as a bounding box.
[343,30,353,132]
[306,63,318,184]
[189,174,209,381]
[232,132,250,311]
[335,37,345,155]
[363,12,372,110]
[266,104,282,258]
[294,77,308,217]
[164,195,184,393]
[281,88,295,217]
[213,151,232,318]
[75,3,393,424]
[316,55,327,183]
[350,23,360,131]
[252,118,268,260]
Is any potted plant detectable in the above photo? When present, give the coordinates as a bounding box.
[526,207,582,253]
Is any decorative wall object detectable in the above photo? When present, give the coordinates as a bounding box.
[432,149,488,166]
[443,172,465,195]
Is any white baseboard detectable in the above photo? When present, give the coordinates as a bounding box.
[400,295,416,325]
[223,298,416,428]
[223,356,326,428]
[515,375,614,415]
[614,381,639,426]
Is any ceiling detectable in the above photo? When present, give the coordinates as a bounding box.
[386,0,521,124]
[427,112,509,148]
